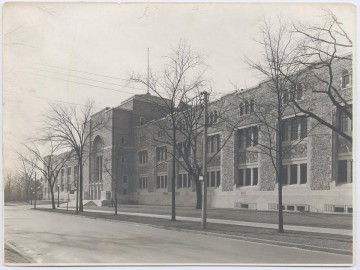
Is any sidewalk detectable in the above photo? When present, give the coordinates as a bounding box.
[54,204,352,236]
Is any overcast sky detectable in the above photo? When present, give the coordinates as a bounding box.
[3,2,355,173]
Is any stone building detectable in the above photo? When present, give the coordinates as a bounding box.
[43,57,353,213]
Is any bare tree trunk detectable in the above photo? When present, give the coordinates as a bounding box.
[79,161,83,212]
[277,119,284,233]
[114,185,118,215]
[195,179,202,209]
[171,127,176,221]
[50,185,56,209]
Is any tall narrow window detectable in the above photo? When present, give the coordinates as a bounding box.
[281,165,288,185]
[281,120,288,141]
[238,169,244,187]
[290,118,298,140]
[238,130,244,149]
[216,171,221,187]
[245,101,250,114]
[245,168,251,186]
[290,164,298,185]
[239,102,244,116]
[339,110,349,132]
[342,70,350,88]
[253,168,258,186]
[300,116,308,138]
[338,160,348,183]
[253,127,258,146]
[300,164,307,184]
[246,129,252,147]
[250,99,255,113]
[296,84,303,100]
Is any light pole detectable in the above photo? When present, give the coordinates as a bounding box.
[57,184,60,207]
[201,91,209,229]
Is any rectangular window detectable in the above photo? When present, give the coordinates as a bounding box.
[290,164,298,185]
[250,99,255,113]
[246,129,252,147]
[245,101,250,114]
[300,164,307,184]
[281,165,288,185]
[210,171,216,187]
[67,167,71,190]
[139,150,148,164]
[238,130,244,149]
[300,117,308,138]
[208,135,220,154]
[296,84,303,100]
[61,169,64,191]
[281,120,288,141]
[239,102,244,116]
[156,147,167,162]
[253,127,258,146]
[216,171,221,187]
[290,118,298,140]
[177,174,183,188]
[123,176,127,183]
[253,168,258,186]
[338,160,348,183]
[74,166,78,187]
[339,111,349,132]
[245,168,251,186]
[238,169,244,187]
[156,176,160,189]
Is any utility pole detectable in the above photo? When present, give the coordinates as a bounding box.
[76,165,79,214]
[34,172,37,209]
[201,91,208,229]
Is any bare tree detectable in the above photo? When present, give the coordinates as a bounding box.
[241,17,304,233]
[17,140,73,209]
[42,100,109,212]
[285,10,353,142]
[17,154,36,203]
[130,42,209,219]
[4,171,15,203]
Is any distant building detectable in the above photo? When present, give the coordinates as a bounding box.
[44,58,352,213]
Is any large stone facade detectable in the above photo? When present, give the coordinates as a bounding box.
[43,58,353,213]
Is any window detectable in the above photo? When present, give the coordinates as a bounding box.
[123,176,127,183]
[156,175,168,189]
[158,127,166,137]
[339,109,351,133]
[237,167,258,187]
[139,177,148,189]
[295,84,303,101]
[290,164,298,185]
[253,168,258,185]
[156,146,167,162]
[178,173,191,188]
[61,169,64,191]
[281,121,288,141]
[207,134,220,153]
[245,168,251,186]
[139,117,145,126]
[281,165,288,185]
[121,137,125,144]
[121,156,125,163]
[338,160,348,183]
[300,164,307,184]
[240,99,254,116]
[282,116,307,141]
[342,70,351,88]
[66,167,71,191]
[281,163,307,185]
[300,117,308,138]
[74,166,78,187]
[123,189,127,195]
[139,133,146,142]
[206,170,220,187]
[95,156,103,182]
[238,126,258,148]
[138,150,148,164]
[177,142,189,159]
[281,89,289,104]
[290,118,298,140]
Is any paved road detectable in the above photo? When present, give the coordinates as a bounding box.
[4,205,352,265]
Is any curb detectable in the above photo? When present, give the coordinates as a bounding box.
[37,208,352,256]
[4,241,34,264]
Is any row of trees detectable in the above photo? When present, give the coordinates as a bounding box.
[8,10,352,233]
